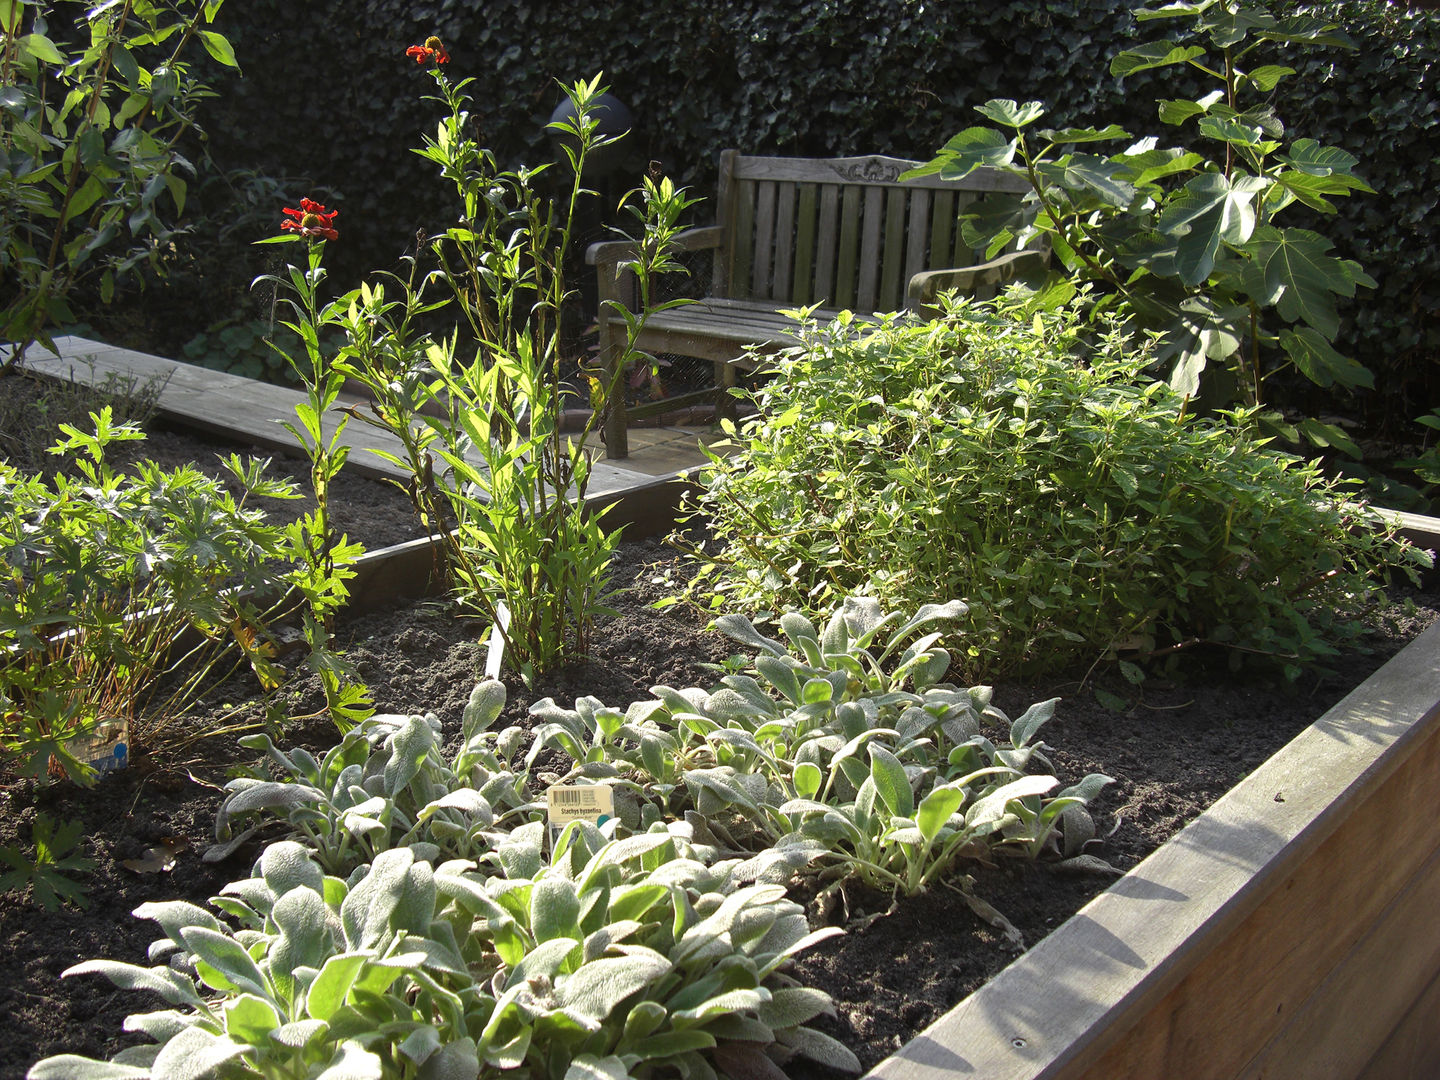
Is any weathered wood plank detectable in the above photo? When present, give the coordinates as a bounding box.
[792,184,818,306]
[752,180,778,298]
[772,181,797,304]
[814,184,840,305]
[23,336,680,505]
[905,188,931,286]
[879,187,908,312]
[712,149,738,299]
[1234,841,1440,1080]
[835,185,862,310]
[868,619,1440,1080]
[856,186,885,312]
[730,179,756,298]
[1356,966,1440,1080]
[929,190,955,271]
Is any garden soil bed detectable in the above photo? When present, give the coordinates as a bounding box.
[1,404,1437,1079]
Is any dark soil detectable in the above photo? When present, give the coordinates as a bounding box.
[2,396,1437,1079]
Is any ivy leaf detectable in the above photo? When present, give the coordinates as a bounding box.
[1156,173,1268,285]
[975,99,1045,129]
[1110,41,1206,78]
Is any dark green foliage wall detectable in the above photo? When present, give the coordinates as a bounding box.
[200,0,1437,421]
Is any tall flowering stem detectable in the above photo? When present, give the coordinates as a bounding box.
[252,216,372,729]
[335,56,697,680]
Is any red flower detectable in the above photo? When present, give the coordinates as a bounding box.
[281,197,339,242]
[406,36,450,65]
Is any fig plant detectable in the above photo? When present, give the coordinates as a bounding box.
[906,0,1375,425]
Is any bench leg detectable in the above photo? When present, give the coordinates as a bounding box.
[715,359,739,426]
[600,322,629,460]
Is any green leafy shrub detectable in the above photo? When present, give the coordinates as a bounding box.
[199,1,1437,433]
[0,0,239,368]
[689,297,1429,679]
[0,409,298,783]
[334,71,696,680]
[0,814,94,912]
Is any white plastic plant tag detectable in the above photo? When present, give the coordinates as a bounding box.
[485,601,510,680]
[545,783,614,846]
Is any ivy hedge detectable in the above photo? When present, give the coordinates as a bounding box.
[188,0,1435,423]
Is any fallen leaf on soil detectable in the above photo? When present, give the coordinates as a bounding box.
[121,836,191,874]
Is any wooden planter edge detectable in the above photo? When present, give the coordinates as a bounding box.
[869,617,1440,1080]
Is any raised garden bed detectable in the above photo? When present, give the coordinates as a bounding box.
[870,616,1440,1080]
[3,405,1440,1080]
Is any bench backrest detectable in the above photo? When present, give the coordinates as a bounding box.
[715,150,1031,313]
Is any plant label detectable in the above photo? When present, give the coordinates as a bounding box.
[545,783,614,845]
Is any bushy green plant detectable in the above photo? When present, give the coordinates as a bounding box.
[0,814,94,911]
[688,297,1429,680]
[0,408,298,783]
[254,217,374,730]
[1,0,238,368]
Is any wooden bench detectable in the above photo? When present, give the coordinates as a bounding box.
[585,150,1042,458]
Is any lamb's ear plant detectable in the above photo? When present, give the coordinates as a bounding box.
[30,842,498,1080]
[905,0,1373,426]
[209,679,540,873]
[533,595,1112,899]
[39,827,860,1079]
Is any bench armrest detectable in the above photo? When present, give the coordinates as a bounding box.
[906,248,1050,310]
